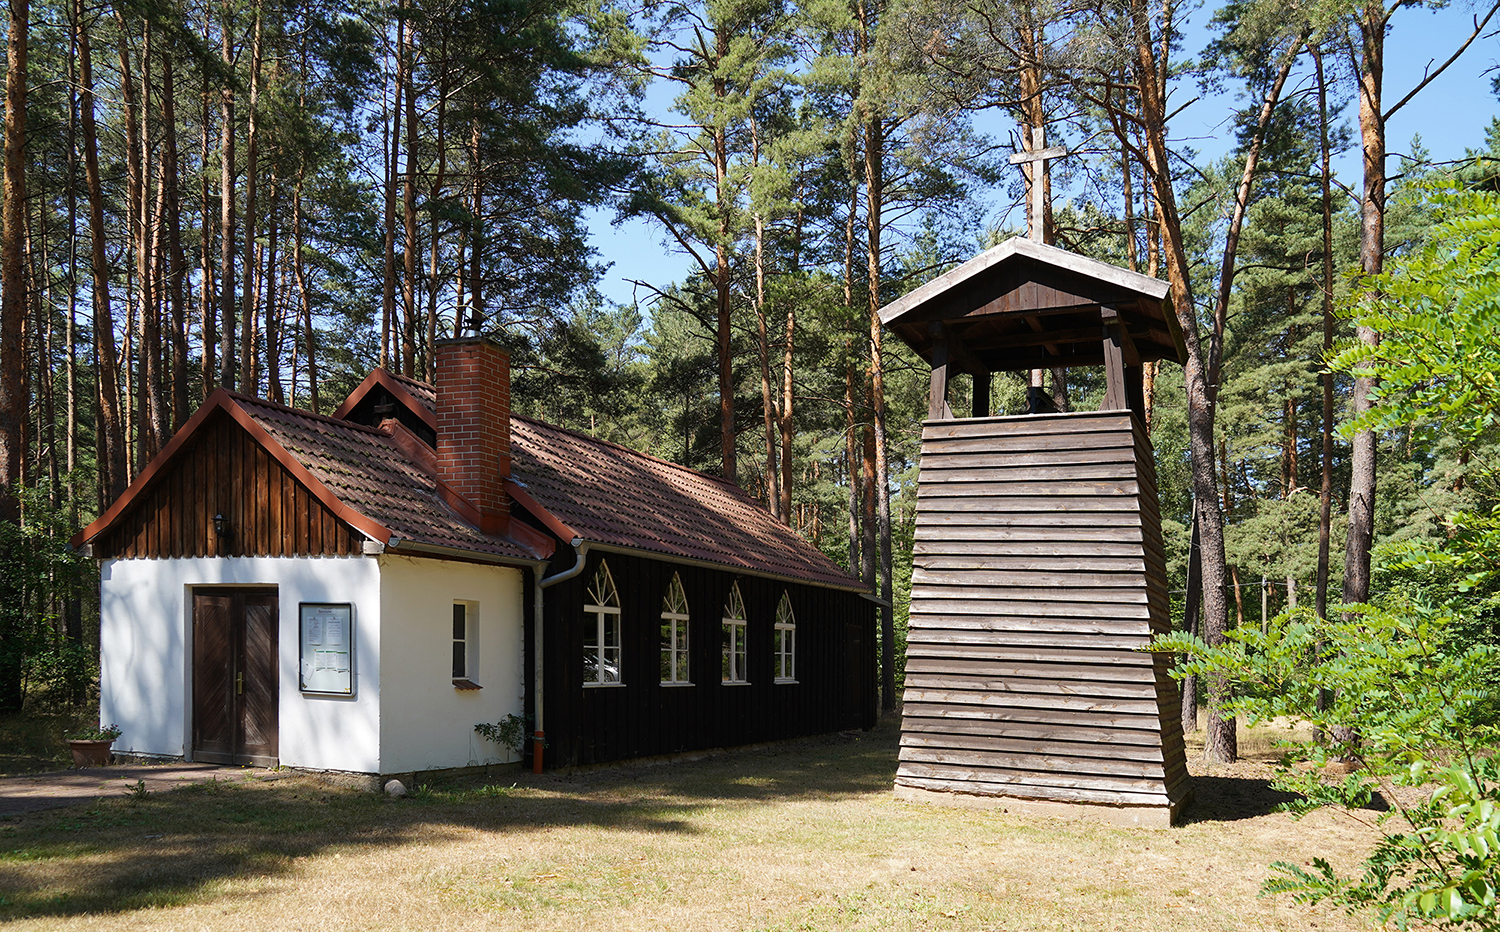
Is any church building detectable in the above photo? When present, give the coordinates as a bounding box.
[74,338,877,779]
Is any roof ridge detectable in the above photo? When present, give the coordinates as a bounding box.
[227,390,392,438]
[510,413,746,493]
[386,370,435,391]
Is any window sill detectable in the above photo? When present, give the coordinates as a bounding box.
[452,679,482,691]
[774,678,798,685]
[660,681,695,687]
[720,680,751,687]
[584,681,626,689]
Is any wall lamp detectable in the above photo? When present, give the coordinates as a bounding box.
[213,513,230,539]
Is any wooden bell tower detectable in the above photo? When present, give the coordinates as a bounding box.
[882,237,1193,826]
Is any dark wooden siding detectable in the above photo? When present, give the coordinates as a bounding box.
[537,549,877,768]
[94,408,364,559]
[895,411,1190,810]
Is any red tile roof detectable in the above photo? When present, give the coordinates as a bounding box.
[80,369,863,590]
[508,416,862,590]
[387,372,436,412]
[234,394,540,562]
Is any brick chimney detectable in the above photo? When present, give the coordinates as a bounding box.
[435,338,510,535]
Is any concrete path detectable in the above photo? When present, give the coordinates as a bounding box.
[0,763,258,817]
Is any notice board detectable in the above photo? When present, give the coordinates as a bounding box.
[299,603,354,695]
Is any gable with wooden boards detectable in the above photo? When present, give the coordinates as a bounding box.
[75,338,876,782]
[881,237,1193,827]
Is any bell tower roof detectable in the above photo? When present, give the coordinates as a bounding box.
[879,237,1186,372]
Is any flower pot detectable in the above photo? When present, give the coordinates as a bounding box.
[67,739,114,768]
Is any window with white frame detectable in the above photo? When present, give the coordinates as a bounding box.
[721,582,748,684]
[452,602,480,689]
[774,592,796,683]
[583,562,622,686]
[453,603,470,677]
[660,573,691,685]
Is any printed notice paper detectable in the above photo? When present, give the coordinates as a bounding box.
[300,603,353,694]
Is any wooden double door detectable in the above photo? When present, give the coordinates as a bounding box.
[193,589,279,766]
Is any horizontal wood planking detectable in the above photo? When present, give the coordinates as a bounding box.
[898,411,1189,813]
[913,495,1143,514]
[900,648,1158,675]
[900,701,1166,733]
[921,413,1134,439]
[912,569,1150,589]
[897,760,1174,802]
[900,744,1168,780]
[895,773,1173,809]
[907,673,1161,701]
[912,611,1155,638]
[902,714,1166,747]
[915,462,1142,483]
[918,442,1136,464]
[901,732,1166,764]
[902,688,1164,717]
[914,526,1146,545]
[908,633,1154,656]
[909,586,1155,606]
[905,656,1164,684]
[915,539,1148,557]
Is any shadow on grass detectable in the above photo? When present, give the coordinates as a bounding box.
[539,725,901,804]
[1178,774,1300,824]
[0,725,901,921]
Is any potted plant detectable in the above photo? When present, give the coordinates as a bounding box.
[65,724,122,768]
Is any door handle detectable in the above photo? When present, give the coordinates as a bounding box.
[237,672,244,695]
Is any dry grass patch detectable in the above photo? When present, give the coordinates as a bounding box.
[0,720,1383,931]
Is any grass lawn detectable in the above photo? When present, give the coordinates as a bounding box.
[0,717,1383,931]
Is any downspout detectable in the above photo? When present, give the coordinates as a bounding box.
[533,538,588,774]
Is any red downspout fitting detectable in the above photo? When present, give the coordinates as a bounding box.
[532,732,545,774]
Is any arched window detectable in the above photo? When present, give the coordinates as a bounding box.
[660,573,691,685]
[583,561,622,685]
[774,592,796,683]
[721,583,748,684]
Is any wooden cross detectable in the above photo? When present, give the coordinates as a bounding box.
[1008,125,1066,242]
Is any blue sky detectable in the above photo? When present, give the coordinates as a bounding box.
[585,4,1500,308]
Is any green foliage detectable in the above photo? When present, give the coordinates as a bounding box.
[0,486,101,712]
[64,723,122,742]
[1153,592,1500,929]
[1331,184,1500,450]
[475,714,538,756]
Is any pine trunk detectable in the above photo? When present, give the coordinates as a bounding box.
[401,11,418,377]
[864,106,895,716]
[161,51,189,432]
[1344,7,1385,610]
[1314,45,1335,623]
[78,0,127,501]
[241,3,263,391]
[0,0,26,531]
[218,0,237,391]
[1129,0,1234,761]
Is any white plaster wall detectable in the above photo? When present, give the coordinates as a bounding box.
[99,556,383,772]
[377,555,525,772]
